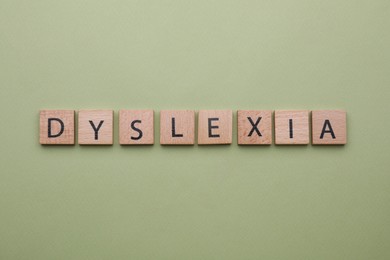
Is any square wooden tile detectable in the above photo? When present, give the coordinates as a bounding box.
[237,110,272,145]
[312,110,347,145]
[119,110,154,145]
[198,110,232,145]
[40,110,75,145]
[78,110,113,145]
[160,110,195,145]
[275,110,309,145]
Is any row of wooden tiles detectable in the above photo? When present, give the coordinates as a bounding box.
[39,110,347,145]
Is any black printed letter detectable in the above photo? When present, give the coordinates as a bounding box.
[208,118,220,138]
[320,120,336,139]
[247,117,262,137]
[289,119,293,139]
[89,120,104,140]
[130,120,143,140]
[171,118,183,137]
[48,118,64,138]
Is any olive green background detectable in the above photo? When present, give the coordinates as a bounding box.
[1,0,389,259]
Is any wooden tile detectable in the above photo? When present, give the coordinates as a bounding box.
[78,110,113,145]
[312,110,347,145]
[237,110,272,145]
[119,110,154,145]
[198,110,232,145]
[160,110,195,145]
[40,110,75,145]
[275,110,309,145]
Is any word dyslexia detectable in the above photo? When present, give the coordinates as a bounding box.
[39,109,347,146]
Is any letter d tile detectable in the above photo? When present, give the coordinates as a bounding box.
[39,110,75,145]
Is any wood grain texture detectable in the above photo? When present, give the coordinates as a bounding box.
[312,110,347,145]
[275,110,309,145]
[40,110,75,145]
[198,110,232,145]
[119,110,154,145]
[237,110,272,145]
[160,110,195,145]
[78,110,113,145]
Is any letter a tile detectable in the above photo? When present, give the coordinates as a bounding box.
[40,110,75,145]
[312,110,347,145]
[78,110,113,145]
